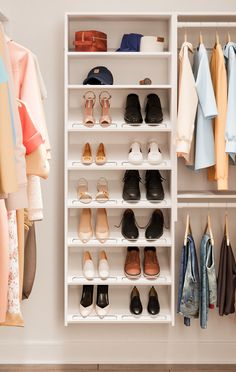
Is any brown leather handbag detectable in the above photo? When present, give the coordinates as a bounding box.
[74,30,107,52]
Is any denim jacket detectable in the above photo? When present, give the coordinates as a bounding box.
[178,234,200,326]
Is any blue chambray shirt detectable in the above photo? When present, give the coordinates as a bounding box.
[224,42,236,162]
[193,44,218,170]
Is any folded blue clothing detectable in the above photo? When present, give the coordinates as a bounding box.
[116,33,143,52]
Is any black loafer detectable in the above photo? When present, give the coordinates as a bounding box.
[145,94,163,124]
[121,209,139,240]
[145,209,164,240]
[147,286,160,315]
[123,170,141,202]
[145,170,165,201]
[124,94,143,124]
[96,285,110,318]
[130,286,143,315]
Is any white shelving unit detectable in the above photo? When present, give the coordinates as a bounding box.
[64,12,177,326]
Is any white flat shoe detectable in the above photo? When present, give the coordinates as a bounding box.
[98,250,109,279]
[148,142,162,165]
[128,142,143,165]
[83,251,95,280]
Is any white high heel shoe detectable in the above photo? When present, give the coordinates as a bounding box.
[148,142,162,165]
[128,142,143,165]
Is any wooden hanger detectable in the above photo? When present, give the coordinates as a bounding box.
[184,214,190,246]
[184,28,187,43]
[225,214,230,246]
[204,214,214,246]
[199,31,203,45]
[215,30,220,46]
[227,31,231,43]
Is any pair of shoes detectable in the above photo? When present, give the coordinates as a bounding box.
[123,170,165,202]
[82,143,106,165]
[83,250,109,280]
[128,141,162,165]
[83,91,112,127]
[124,94,163,125]
[130,286,160,316]
[80,285,109,318]
[119,209,164,241]
[124,247,160,279]
[77,178,109,203]
[78,208,109,243]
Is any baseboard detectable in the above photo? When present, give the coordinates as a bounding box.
[0,340,235,364]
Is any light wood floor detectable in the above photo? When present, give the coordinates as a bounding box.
[0,365,236,372]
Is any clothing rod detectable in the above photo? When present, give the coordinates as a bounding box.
[178,203,236,208]
[178,22,236,28]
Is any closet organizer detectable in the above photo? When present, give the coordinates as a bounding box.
[0,13,50,327]
[64,12,236,326]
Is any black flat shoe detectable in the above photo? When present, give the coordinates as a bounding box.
[130,286,143,315]
[123,170,141,202]
[145,170,165,201]
[147,286,160,315]
[124,94,143,125]
[80,285,94,317]
[120,209,139,240]
[96,285,110,318]
[145,94,163,124]
[145,209,164,240]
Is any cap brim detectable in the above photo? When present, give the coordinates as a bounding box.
[83,75,108,85]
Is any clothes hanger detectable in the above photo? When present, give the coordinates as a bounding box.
[225,213,230,246]
[184,213,190,246]
[204,212,214,246]
[199,30,203,45]
[227,31,231,43]
[215,29,220,47]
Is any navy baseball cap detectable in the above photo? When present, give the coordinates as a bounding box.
[83,66,114,85]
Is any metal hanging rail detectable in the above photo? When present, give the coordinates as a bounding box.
[178,22,236,28]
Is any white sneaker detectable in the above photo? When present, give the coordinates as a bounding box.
[98,250,109,279]
[83,251,95,280]
[128,142,143,165]
[148,142,162,165]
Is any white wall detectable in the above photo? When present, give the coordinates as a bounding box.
[0,0,236,364]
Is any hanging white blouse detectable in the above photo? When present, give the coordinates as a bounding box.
[193,43,218,170]
[176,42,198,161]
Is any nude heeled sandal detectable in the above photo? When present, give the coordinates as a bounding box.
[95,208,109,243]
[96,177,109,203]
[99,91,112,127]
[78,208,93,243]
[77,178,92,204]
[83,91,96,127]
[82,143,92,165]
[95,143,106,165]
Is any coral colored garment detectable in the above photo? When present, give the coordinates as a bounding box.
[208,44,228,190]
[0,200,9,322]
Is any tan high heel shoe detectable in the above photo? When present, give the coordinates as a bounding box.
[96,177,109,203]
[83,91,96,127]
[78,208,93,243]
[77,178,92,204]
[95,143,106,165]
[82,143,92,165]
[95,208,109,243]
[99,91,112,127]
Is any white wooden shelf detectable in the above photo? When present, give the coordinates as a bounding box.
[67,312,172,324]
[64,12,176,326]
[67,51,172,58]
[178,190,236,199]
[68,109,171,132]
[67,84,172,90]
